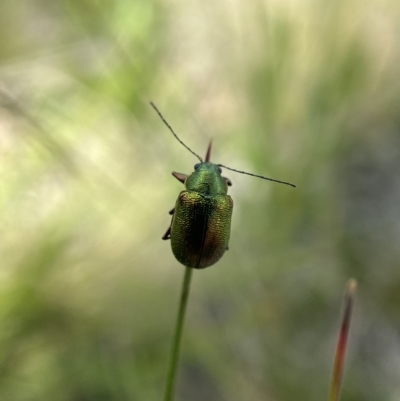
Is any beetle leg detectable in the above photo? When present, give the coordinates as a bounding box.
[172,172,188,184]
[162,225,171,240]
[162,207,175,239]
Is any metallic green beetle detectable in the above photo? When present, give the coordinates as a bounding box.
[163,142,233,268]
[150,102,295,269]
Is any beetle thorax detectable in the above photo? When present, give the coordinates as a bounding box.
[185,162,228,195]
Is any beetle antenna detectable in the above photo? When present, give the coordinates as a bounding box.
[150,102,203,162]
[217,164,296,187]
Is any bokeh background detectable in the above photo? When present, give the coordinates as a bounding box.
[1,0,400,400]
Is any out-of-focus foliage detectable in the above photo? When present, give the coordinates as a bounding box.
[1,0,400,400]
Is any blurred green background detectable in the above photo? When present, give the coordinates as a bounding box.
[1,0,400,400]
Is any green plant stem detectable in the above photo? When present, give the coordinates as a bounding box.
[163,266,193,401]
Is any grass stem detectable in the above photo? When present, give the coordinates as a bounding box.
[328,279,357,401]
[163,266,193,401]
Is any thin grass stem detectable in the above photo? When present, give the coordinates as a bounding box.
[163,266,193,401]
[328,279,357,401]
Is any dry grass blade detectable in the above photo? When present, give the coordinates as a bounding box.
[328,279,357,401]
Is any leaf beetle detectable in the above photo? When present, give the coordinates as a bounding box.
[150,102,295,269]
